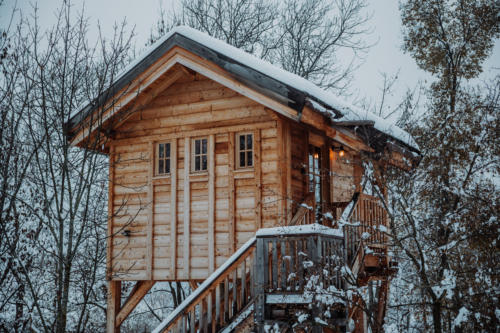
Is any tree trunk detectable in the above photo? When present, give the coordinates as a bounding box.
[432,301,442,333]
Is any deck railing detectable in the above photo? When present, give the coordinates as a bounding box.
[341,193,389,265]
[254,226,345,294]
[253,225,345,332]
[153,192,391,332]
[153,224,346,333]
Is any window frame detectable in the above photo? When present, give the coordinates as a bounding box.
[235,132,254,169]
[191,137,209,173]
[155,141,172,177]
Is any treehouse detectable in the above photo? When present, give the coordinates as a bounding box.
[65,26,420,333]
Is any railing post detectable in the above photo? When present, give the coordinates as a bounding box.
[254,237,266,333]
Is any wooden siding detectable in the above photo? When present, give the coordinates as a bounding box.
[109,74,278,280]
[290,123,308,216]
[330,150,356,203]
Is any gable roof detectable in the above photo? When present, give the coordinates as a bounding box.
[67,26,419,152]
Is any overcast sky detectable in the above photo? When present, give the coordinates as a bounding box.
[2,0,499,117]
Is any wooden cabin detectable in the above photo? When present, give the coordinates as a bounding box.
[65,26,420,333]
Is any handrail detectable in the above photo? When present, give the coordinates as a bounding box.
[153,237,256,333]
[154,225,348,333]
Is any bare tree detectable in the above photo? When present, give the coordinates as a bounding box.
[149,0,371,94]
[275,0,371,92]
[0,1,134,331]
[150,0,278,56]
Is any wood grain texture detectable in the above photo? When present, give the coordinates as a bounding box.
[254,130,262,229]
[184,137,191,277]
[106,280,121,333]
[228,133,236,253]
[170,139,177,279]
[208,134,215,273]
[107,145,115,280]
[146,141,153,279]
[109,75,280,280]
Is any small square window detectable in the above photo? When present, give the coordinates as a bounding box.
[192,138,208,172]
[156,142,171,176]
[236,133,253,168]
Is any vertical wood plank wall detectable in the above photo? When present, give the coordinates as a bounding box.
[109,74,280,281]
[290,124,308,217]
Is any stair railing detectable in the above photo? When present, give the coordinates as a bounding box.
[289,193,315,226]
[154,222,349,332]
[153,237,256,333]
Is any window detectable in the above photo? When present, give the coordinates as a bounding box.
[192,138,208,172]
[236,133,253,168]
[308,145,322,222]
[156,142,171,176]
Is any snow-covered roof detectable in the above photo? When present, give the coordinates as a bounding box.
[69,26,419,151]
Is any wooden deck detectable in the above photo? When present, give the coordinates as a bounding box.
[154,226,346,333]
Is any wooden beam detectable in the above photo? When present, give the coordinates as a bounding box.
[208,134,215,273]
[146,141,154,280]
[285,121,292,222]
[301,106,374,153]
[170,139,177,279]
[189,281,199,291]
[115,281,155,327]
[331,125,374,152]
[107,145,115,280]
[254,130,262,229]
[277,119,285,224]
[106,280,121,333]
[321,142,329,219]
[228,133,236,253]
[184,137,191,278]
[353,153,363,193]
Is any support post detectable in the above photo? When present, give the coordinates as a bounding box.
[184,137,191,278]
[116,281,155,327]
[107,280,121,333]
[228,133,236,253]
[254,238,266,333]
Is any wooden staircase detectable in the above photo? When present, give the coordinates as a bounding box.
[153,225,346,333]
[153,193,394,333]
